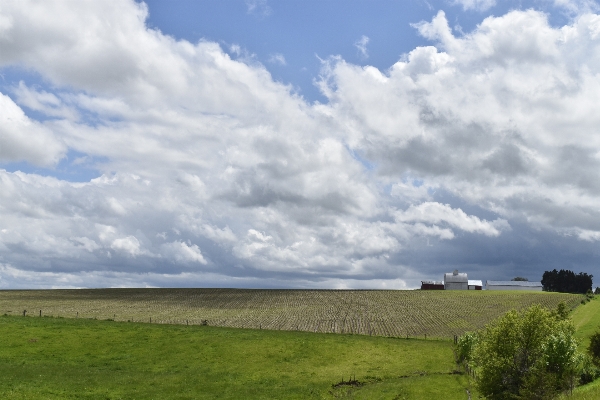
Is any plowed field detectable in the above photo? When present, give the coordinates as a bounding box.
[0,289,583,338]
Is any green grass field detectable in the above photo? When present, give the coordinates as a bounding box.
[571,296,600,350]
[0,315,474,399]
[0,289,593,399]
[0,289,583,338]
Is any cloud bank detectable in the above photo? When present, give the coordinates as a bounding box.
[1,1,600,288]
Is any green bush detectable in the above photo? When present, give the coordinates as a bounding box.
[467,304,584,399]
[455,331,477,364]
[588,331,600,365]
[579,354,600,385]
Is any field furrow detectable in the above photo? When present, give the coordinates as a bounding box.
[0,289,584,338]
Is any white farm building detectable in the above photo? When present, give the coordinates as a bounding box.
[468,280,483,290]
[485,281,543,291]
[444,270,468,290]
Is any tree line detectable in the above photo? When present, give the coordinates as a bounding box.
[542,269,593,294]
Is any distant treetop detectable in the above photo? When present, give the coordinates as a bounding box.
[541,269,593,294]
[511,277,529,281]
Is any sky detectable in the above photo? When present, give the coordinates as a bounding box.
[1,0,600,289]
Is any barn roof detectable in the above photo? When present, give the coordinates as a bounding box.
[444,270,468,283]
[468,280,483,287]
[421,280,444,285]
[486,281,542,287]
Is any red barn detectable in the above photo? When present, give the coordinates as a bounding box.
[421,280,444,290]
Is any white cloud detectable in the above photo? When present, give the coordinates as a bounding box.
[268,53,286,65]
[576,229,600,241]
[0,92,65,166]
[552,0,600,15]
[229,44,242,56]
[1,1,600,288]
[319,9,600,242]
[160,241,207,264]
[245,0,272,17]
[395,202,508,237]
[111,236,143,256]
[452,0,496,12]
[354,35,370,59]
[13,81,78,120]
[390,180,435,203]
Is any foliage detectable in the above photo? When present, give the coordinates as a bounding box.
[594,287,600,295]
[552,298,600,399]
[542,269,593,294]
[0,315,473,400]
[554,301,570,320]
[462,305,585,399]
[586,290,594,300]
[512,277,529,281]
[456,331,478,364]
[587,331,600,365]
[578,355,600,385]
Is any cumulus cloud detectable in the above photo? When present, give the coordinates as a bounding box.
[1,1,600,288]
[320,9,600,237]
[395,202,509,237]
[0,92,65,166]
[160,241,208,264]
[111,236,144,256]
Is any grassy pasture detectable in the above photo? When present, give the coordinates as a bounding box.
[0,315,474,399]
[0,289,583,339]
[571,295,600,350]
[0,290,592,399]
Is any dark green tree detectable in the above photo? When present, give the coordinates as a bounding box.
[542,269,593,294]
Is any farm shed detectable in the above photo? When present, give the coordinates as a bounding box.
[421,280,444,290]
[444,270,468,290]
[468,280,483,290]
[485,281,543,291]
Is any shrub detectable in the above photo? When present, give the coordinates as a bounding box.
[588,331,600,365]
[470,305,583,399]
[455,331,477,364]
[579,354,600,385]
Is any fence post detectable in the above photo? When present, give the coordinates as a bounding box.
[39,310,42,317]
[23,310,26,317]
